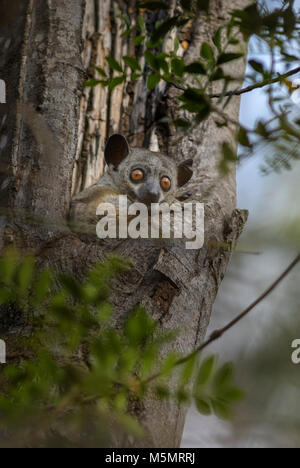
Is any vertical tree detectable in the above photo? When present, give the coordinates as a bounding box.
[0,0,250,447]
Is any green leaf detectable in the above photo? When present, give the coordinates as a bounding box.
[60,274,84,300]
[283,53,299,62]
[248,59,265,74]
[145,50,159,71]
[157,54,169,74]
[114,392,128,412]
[131,72,142,81]
[109,255,132,274]
[105,329,124,357]
[195,396,212,415]
[160,352,180,377]
[283,7,296,36]
[220,142,237,173]
[217,53,243,65]
[146,39,163,49]
[97,302,113,323]
[138,1,170,10]
[232,4,262,37]
[214,362,234,390]
[156,52,168,60]
[222,387,245,403]
[95,66,107,78]
[179,88,211,116]
[121,27,136,39]
[0,288,13,305]
[155,385,170,399]
[174,37,180,54]
[0,248,18,285]
[200,42,214,62]
[180,354,197,385]
[213,27,222,53]
[84,79,101,88]
[121,13,131,27]
[117,347,137,375]
[125,307,156,346]
[151,16,188,44]
[173,118,191,129]
[118,414,144,437]
[137,15,146,32]
[108,76,126,91]
[106,56,123,73]
[184,61,206,75]
[147,74,160,90]
[256,121,269,137]
[196,107,211,122]
[210,67,225,81]
[81,283,100,303]
[238,127,251,147]
[196,355,215,387]
[134,35,145,46]
[222,142,237,161]
[171,58,185,77]
[211,399,232,420]
[176,388,190,404]
[33,269,52,304]
[123,56,141,71]
[140,344,158,376]
[17,257,35,293]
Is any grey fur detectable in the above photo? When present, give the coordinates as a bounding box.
[69,135,193,233]
[102,146,180,205]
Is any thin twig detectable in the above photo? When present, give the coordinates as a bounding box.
[168,80,186,91]
[209,66,300,99]
[144,253,300,384]
[168,67,300,98]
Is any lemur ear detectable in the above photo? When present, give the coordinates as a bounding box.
[177,159,193,187]
[105,134,130,170]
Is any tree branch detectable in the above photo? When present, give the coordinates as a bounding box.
[209,66,300,99]
[168,66,300,103]
[145,253,300,384]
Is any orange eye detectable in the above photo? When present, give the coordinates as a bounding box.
[131,169,144,183]
[160,176,171,191]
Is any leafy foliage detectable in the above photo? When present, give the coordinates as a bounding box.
[84,1,300,174]
[194,356,244,419]
[0,249,244,447]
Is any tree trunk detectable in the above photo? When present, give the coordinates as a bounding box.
[0,0,249,447]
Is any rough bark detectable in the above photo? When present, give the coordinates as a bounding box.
[0,0,249,447]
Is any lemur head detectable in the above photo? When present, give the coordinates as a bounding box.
[105,134,193,205]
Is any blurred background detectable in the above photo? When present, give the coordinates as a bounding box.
[182,0,300,448]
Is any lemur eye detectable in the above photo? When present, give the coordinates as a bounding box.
[131,169,144,183]
[160,176,171,191]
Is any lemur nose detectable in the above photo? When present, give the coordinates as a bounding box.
[144,191,160,204]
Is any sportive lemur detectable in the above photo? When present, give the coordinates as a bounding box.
[69,134,193,234]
